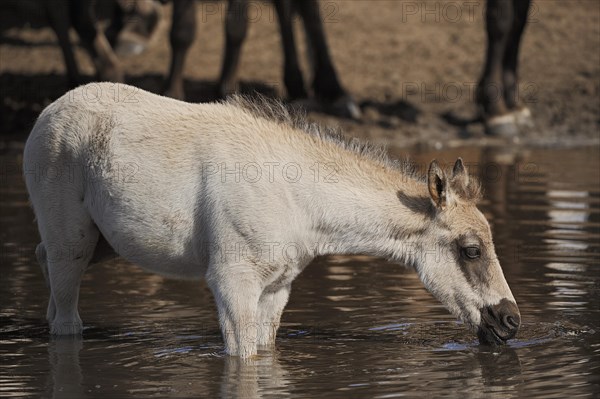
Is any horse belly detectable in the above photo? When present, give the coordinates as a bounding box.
[98,223,206,280]
[84,183,206,280]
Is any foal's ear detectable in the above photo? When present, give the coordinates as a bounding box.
[428,160,448,210]
[452,157,469,188]
[451,157,481,202]
[452,158,466,177]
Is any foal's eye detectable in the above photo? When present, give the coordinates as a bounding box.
[461,246,481,259]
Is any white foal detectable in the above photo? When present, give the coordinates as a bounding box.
[24,83,520,358]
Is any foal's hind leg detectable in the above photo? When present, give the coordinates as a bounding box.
[36,243,56,322]
[44,208,99,335]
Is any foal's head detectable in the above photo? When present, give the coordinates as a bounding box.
[414,158,520,345]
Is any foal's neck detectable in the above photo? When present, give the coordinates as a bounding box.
[304,144,430,261]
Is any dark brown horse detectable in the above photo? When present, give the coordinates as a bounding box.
[478,0,533,135]
[14,0,532,132]
[43,0,124,85]
[164,0,359,118]
[166,0,533,132]
[2,0,156,86]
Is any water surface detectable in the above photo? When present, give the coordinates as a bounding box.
[1,145,599,398]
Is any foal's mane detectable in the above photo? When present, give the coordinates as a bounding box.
[226,94,482,203]
[225,94,423,181]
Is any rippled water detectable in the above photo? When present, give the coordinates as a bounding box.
[1,145,599,398]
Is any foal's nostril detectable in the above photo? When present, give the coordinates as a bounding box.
[489,298,521,333]
[503,314,520,330]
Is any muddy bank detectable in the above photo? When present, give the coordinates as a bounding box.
[1,0,598,150]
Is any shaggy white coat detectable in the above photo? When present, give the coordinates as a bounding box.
[24,83,517,358]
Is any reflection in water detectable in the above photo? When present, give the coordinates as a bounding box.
[42,329,527,398]
[476,347,523,390]
[544,179,594,311]
[44,336,291,399]
[547,190,591,225]
[1,146,599,397]
[47,338,85,399]
[220,354,289,399]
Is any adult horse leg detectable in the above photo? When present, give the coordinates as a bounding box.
[478,0,517,136]
[273,0,308,100]
[503,0,533,127]
[113,0,162,57]
[294,0,360,119]
[217,0,249,98]
[46,0,81,87]
[70,0,124,83]
[164,0,196,100]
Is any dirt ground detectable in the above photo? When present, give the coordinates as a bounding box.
[1,0,599,150]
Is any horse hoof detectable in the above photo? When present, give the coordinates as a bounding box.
[115,38,147,57]
[115,3,161,57]
[511,107,534,128]
[484,114,519,137]
[328,96,362,120]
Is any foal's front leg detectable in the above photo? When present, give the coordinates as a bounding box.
[257,285,291,347]
[208,268,262,358]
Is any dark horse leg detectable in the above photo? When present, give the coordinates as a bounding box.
[113,0,162,57]
[69,0,124,83]
[273,0,308,99]
[46,0,81,86]
[294,0,360,118]
[503,0,532,126]
[218,0,358,117]
[47,0,123,85]
[163,0,357,117]
[218,0,308,99]
[162,0,255,99]
[164,0,196,100]
[478,0,517,136]
[217,0,249,97]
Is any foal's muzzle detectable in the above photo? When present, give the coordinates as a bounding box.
[477,298,520,345]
